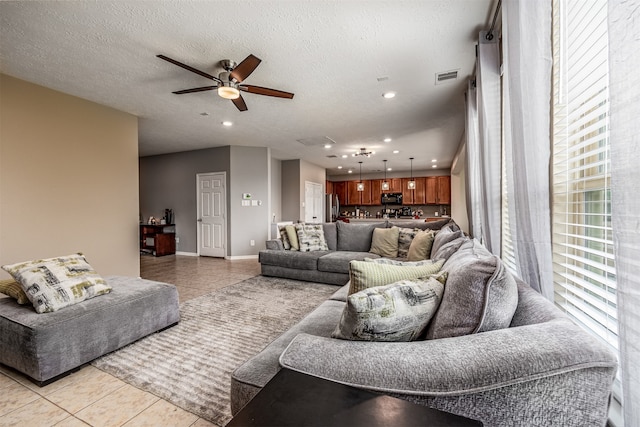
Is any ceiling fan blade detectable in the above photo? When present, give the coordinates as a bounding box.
[232,95,248,111]
[157,54,222,83]
[229,54,262,83]
[239,85,294,99]
[172,86,218,94]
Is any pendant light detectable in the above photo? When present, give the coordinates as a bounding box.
[382,160,390,191]
[408,157,416,189]
[357,161,364,191]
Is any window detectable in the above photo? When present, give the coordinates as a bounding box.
[551,0,621,422]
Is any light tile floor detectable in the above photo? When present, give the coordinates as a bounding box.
[0,255,261,427]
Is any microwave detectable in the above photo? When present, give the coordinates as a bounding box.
[381,192,403,205]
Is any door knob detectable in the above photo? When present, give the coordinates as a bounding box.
[197,218,203,222]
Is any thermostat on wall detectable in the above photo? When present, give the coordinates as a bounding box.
[242,193,252,200]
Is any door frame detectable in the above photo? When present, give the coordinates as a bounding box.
[196,172,227,257]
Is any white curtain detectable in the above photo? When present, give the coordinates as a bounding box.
[470,32,502,255]
[464,80,481,239]
[502,0,554,300]
[608,1,640,424]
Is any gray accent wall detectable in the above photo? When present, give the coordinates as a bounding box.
[139,146,230,254]
[280,159,326,222]
[139,145,271,257]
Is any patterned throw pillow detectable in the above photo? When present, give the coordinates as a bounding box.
[397,227,418,258]
[369,227,399,257]
[332,272,448,342]
[0,279,30,305]
[407,229,436,261]
[278,225,291,250]
[295,223,329,252]
[2,253,112,313]
[348,258,445,294]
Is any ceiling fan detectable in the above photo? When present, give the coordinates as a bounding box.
[157,54,294,111]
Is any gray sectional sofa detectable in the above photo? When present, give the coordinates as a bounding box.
[234,222,618,426]
[259,218,454,285]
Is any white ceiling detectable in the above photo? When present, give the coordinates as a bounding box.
[0,0,493,176]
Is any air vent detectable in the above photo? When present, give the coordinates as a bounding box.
[326,155,338,158]
[435,69,459,85]
[297,136,337,147]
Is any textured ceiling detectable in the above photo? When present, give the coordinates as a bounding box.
[0,0,493,175]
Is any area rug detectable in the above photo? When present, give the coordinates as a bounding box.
[92,275,338,426]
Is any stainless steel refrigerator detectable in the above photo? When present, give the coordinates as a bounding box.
[325,194,339,222]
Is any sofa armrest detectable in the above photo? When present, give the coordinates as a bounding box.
[279,318,617,396]
[265,239,284,250]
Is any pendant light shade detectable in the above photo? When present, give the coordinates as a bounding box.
[408,157,416,189]
[382,160,390,191]
[357,161,364,191]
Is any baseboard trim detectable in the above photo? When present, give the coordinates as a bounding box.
[176,251,199,257]
[225,255,259,260]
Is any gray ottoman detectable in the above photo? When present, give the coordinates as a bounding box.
[0,275,180,385]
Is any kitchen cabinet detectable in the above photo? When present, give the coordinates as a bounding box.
[402,177,426,205]
[426,176,451,204]
[333,181,347,206]
[371,180,382,202]
[347,180,373,205]
[387,178,402,193]
[326,180,333,195]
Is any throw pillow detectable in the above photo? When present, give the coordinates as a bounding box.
[278,225,292,250]
[426,239,519,340]
[2,253,112,314]
[0,279,30,305]
[285,224,300,251]
[364,258,435,267]
[332,272,448,342]
[431,235,468,262]
[397,227,418,258]
[407,229,435,261]
[430,227,463,259]
[348,258,444,295]
[295,223,329,252]
[336,221,387,252]
[369,227,399,258]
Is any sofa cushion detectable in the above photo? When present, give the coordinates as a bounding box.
[2,253,112,314]
[369,227,399,257]
[259,250,330,271]
[318,251,380,274]
[322,223,338,251]
[397,227,418,258]
[431,235,468,262]
[337,221,386,252]
[295,223,329,252]
[426,239,518,339]
[348,259,445,294]
[332,273,447,342]
[407,229,436,261]
[388,218,453,231]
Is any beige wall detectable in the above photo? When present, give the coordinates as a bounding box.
[0,74,140,278]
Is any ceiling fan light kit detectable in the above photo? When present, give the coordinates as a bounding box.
[157,53,294,111]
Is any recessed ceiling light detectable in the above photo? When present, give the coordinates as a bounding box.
[222,121,233,127]
[387,167,392,171]
[348,170,353,174]
[432,159,437,162]
[337,166,343,169]
[341,154,348,158]
[382,91,396,99]
[432,164,438,168]
[384,138,392,143]
[324,144,332,149]
[393,150,400,154]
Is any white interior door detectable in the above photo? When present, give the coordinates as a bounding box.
[304,181,324,223]
[197,173,226,257]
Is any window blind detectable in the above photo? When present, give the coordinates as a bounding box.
[551,0,621,421]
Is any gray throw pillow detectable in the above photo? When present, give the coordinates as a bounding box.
[336,221,386,252]
[426,239,518,340]
[332,273,447,342]
[430,228,463,260]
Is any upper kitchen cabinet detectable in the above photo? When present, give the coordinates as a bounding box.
[426,176,451,204]
[402,177,426,205]
[347,180,373,205]
[333,181,347,206]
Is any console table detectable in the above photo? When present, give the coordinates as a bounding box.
[140,224,176,256]
[226,369,482,426]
